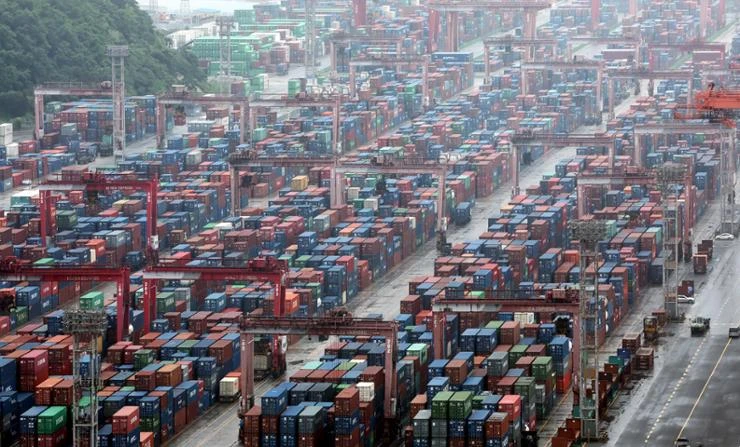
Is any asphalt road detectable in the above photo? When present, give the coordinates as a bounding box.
[608,236,740,447]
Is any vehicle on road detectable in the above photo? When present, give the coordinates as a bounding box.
[729,326,740,338]
[690,317,711,336]
[675,438,703,447]
[715,233,735,241]
[677,295,695,304]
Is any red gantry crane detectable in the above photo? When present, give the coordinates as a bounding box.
[426,0,552,52]
[327,31,408,75]
[347,54,431,105]
[483,35,559,81]
[646,42,727,70]
[33,83,114,142]
[142,257,289,372]
[38,170,159,258]
[0,257,132,341]
[156,86,249,149]
[519,58,604,98]
[507,132,619,200]
[239,310,400,443]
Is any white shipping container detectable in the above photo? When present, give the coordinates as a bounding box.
[357,382,375,402]
[5,143,18,158]
[254,354,269,371]
[364,198,379,211]
[2,134,12,146]
[0,123,12,135]
[514,312,535,324]
[219,377,240,397]
[347,187,360,200]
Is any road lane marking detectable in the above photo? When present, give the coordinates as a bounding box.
[644,338,706,443]
[676,337,732,441]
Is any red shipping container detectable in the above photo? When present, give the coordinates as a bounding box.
[19,350,49,391]
[140,431,154,447]
[112,406,140,434]
[498,395,522,424]
[186,401,199,424]
[334,386,360,417]
[174,407,187,433]
[35,377,63,405]
[52,380,74,406]
[37,427,66,447]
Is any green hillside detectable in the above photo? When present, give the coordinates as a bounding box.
[0,0,205,119]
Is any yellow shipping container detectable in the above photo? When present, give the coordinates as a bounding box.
[291,175,309,191]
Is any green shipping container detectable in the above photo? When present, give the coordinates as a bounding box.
[156,292,176,316]
[448,391,473,420]
[14,306,28,326]
[532,356,553,380]
[134,349,156,370]
[38,406,67,434]
[431,391,453,419]
[178,339,198,355]
[508,344,529,363]
[80,291,104,310]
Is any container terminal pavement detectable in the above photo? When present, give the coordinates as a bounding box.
[0,1,737,447]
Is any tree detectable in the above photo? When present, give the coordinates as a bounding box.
[0,0,205,120]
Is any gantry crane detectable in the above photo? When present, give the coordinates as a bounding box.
[565,35,640,64]
[38,170,159,259]
[604,68,695,119]
[646,42,727,70]
[227,155,337,213]
[143,257,289,372]
[519,59,604,98]
[426,0,552,52]
[576,171,657,218]
[590,0,638,31]
[246,92,343,152]
[33,82,113,142]
[684,85,740,232]
[693,84,740,128]
[0,257,132,341]
[507,132,619,199]
[483,36,559,81]
[239,311,400,443]
[327,31,407,74]
[156,86,249,148]
[227,154,452,245]
[347,54,430,105]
